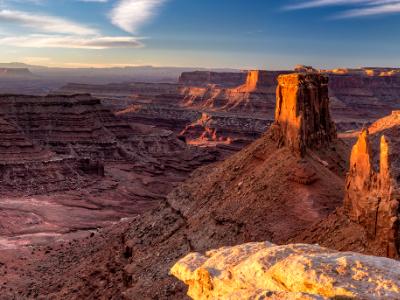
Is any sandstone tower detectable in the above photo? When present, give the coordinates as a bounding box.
[272,73,337,156]
[344,129,399,258]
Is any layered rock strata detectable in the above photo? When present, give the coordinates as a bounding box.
[171,242,400,300]
[273,73,337,156]
[0,117,94,194]
[0,94,145,161]
[344,129,399,258]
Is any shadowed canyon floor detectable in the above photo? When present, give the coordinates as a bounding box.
[0,94,219,250]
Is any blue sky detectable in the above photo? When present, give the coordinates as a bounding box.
[0,0,399,69]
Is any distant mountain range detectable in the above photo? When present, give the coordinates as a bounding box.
[0,62,241,84]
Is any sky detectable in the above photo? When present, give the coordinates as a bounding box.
[0,0,399,69]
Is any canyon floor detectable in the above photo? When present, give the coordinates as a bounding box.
[0,67,399,299]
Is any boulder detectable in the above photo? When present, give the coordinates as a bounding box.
[171,242,400,300]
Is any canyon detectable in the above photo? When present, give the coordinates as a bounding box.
[0,67,400,299]
[58,67,400,153]
[0,93,218,250]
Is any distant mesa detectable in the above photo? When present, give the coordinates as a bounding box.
[0,68,36,79]
[178,70,247,88]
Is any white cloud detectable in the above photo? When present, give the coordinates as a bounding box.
[110,0,167,33]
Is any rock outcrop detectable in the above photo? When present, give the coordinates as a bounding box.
[272,73,337,156]
[179,112,271,149]
[171,242,400,300]
[344,129,399,258]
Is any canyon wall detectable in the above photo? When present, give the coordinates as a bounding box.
[0,117,94,194]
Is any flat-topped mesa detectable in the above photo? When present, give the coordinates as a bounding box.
[344,129,399,258]
[272,73,336,156]
[178,71,246,88]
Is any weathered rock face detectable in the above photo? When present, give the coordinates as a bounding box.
[171,242,400,300]
[273,73,337,156]
[344,129,399,258]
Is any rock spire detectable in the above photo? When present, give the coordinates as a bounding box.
[344,129,399,258]
[272,73,336,156]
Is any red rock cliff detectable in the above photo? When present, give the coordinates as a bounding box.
[344,129,399,258]
[272,73,336,156]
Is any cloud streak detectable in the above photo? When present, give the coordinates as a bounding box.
[0,34,143,49]
[0,9,97,35]
[285,0,400,17]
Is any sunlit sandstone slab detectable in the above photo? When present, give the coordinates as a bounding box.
[171,242,400,300]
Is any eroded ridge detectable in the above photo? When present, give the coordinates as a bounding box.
[344,129,400,258]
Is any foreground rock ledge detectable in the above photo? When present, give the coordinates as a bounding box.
[171,242,400,300]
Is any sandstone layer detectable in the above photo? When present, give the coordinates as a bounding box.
[171,242,400,300]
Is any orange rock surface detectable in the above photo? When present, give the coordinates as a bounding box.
[171,242,400,300]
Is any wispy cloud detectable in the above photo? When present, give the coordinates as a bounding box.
[284,0,400,18]
[0,9,97,35]
[338,2,400,17]
[0,0,167,49]
[0,34,143,49]
[110,0,167,34]
[0,4,144,49]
